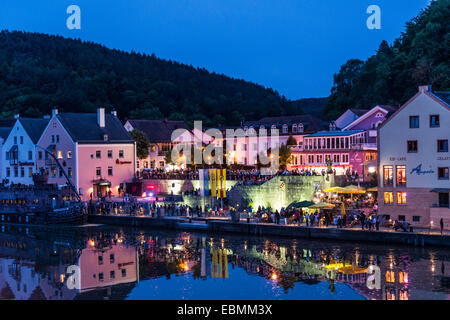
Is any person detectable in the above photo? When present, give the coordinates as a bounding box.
[275,210,280,224]
[440,218,444,235]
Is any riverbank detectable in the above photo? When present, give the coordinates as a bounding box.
[87,214,450,248]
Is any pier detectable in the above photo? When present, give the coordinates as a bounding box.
[87,214,450,248]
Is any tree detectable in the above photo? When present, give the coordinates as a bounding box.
[130,129,150,159]
[286,135,297,146]
[279,144,292,169]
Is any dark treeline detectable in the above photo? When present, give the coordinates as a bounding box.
[324,0,450,119]
[0,30,307,126]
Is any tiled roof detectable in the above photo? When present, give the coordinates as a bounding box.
[306,130,363,137]
[57,113,133,143]
[19,118,49,144]
[127,119,191,143]
[243,114,326,134]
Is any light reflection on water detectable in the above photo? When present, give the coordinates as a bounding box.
[0,224,449,300]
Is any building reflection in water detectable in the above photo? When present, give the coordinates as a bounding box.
[0,224,449,300]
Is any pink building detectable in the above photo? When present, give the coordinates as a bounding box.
[36,108,136,200]
[290,106,397,180]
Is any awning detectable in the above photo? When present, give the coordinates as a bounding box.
[93,178,111,186]
[290,200,314,208]
[430,188,450,193]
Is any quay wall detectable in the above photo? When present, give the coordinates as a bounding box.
[88,215,450,248]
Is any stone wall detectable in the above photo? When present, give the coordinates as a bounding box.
[227,175,334,211]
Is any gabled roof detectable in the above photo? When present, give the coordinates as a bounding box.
[18,118,49,144]
[432,91,450,106]
[343,105,397,131]
[57,113,133,143]
[243,114,326,133]
[349,109,370,117]
[126,119,191,143]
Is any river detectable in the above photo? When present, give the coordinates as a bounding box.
[0,223,449,300]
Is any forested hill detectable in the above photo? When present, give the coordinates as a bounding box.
[324,0,450,119]
[0,30,312,126]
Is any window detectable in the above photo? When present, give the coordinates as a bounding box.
[14,168,18,177]
[96,150,101,159]
[119,150,124,158]
[110,254,115,263]
[96,167,101,176]
[108,167,113,176]
[398,215,405,221]
[121,269,127,277]
[38,151,43,160]
[292,124,297,133]
[107,150,113,158]
[68,168,72,177]
[110,271,115,279]
[20,167,24,177]
[383,166,393,186]
[413,216,421,222]
[298,123,304,133]
[136,161,140,169]
[98,273,104,281]
[56,135,60,143]
[14,136,17,144]
[282,124,288,134]
[59,168,63,177]
[6,168,10,177]
[397,192,407,205]
[98,256,103,265]
[28,151,32,160]
[51,135,55,143]
[438,167,449,180]
[407,140,418,153]
[437,140,448,153]
[439,193,449,207]
[384,192,393,205]
[430,115,440,128]
[396,165,406,186]
[308,155,314,163]
[159,161,165,167]
[20,136,23,144]
[28,168,33,177]
[67,151,72,159]
[409,116,419,128]
[57,151,63,159]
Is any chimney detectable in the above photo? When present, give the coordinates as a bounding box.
[52,108,58,116]
[14,114,20,119]
[111,110,117,117]
[97,108,105,128]
[419,85,432,93]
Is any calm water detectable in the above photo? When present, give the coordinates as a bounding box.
[0,223,449,300]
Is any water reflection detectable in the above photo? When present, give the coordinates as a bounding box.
[0,224,449,300]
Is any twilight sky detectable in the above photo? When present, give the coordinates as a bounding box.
[0,0,430,99]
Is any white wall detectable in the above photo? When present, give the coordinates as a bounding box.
[379,91,450,189]
[2,120,37,185]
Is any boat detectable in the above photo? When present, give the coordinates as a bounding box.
[0,146,86,225]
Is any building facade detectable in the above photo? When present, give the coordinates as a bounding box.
[378,86,450,229]
[36,108,136,200]
[2,118,49,185]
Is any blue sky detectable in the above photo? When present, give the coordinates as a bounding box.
[0,0,430,99]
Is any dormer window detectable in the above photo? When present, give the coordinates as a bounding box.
[103,134,109,141]
[271,125,276,131]
[282,124,288,134]
[298,123,304,133]
[329,123,336,131]
[292,124,297,133]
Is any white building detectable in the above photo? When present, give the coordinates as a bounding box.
[378,85,450,229]
[2,118,49,185]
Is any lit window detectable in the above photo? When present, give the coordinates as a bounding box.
[384,192,393,205]
[96,167,101,176]
[67,151,72,159]
[96,150,101,158]
[397,192,407,205]
[108,150,113,158]
[383,166,393,186]
[57,151,63,159]
[119,150,124,158]
[396,165,406,186]
[108,167,113,176]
